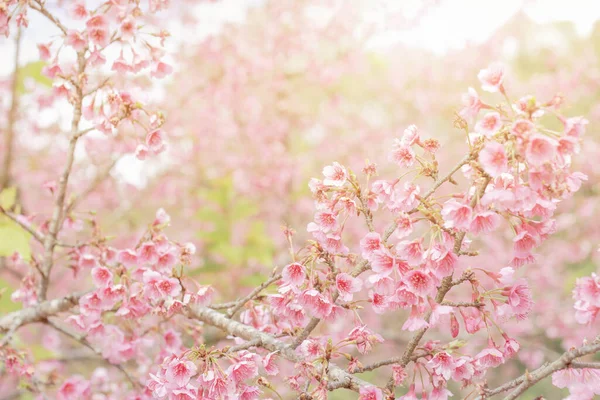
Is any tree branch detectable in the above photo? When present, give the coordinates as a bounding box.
[0,292,84,335]
[186,304,370,393]
[227,272,281,317]
[38,50,86,301]
[479,336,600,399]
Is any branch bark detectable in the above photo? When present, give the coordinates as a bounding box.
[0,292,84,335]
[186,305,370,393]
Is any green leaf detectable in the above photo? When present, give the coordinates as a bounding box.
[0,187,17,209]
[0,216,32,260]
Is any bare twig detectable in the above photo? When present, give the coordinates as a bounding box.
[0,292,84,334]
[227,272,281,317]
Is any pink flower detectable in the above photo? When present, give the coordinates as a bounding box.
[475,343,504,368]
[397,238,424,267]
[503,335,520,358]
[70,2,88,19]
[389,141,415,167]
[192,285,215,306]
[37,43,52,60]
[43,64,63,79]
[111,54,131,73]
[314,210,337,231]
[360,232,382,260]
[392,365,407,386]
[405,270,434,297]
[401,124,420,146]
[322,162,347,187]
[336,273,362,301]
[510,119,535,139]
[348,325,384,354]
[574,273,600,306]
[117,249,138,267]
[282,262,306,287]
[402,306,429,331]
[359,386,383,400]
[135,144,149,160]
[452,357,475,381]
[478,62,505,93]
[300,290,333,319]
[429,300,453,327]
[227,360,258,383]
[57,376,91,400]
[526,134,557,166]
[469,210,501,234]
[513,229,538,257]
[429,352,455,380]
[146,129,167,154]
[395,212,413,238]
[563,116,589,138]
[262,351,279,375]
[475,112,502,137]
[120,17,136,40]
[369,290,389,314]
[479,141,508,177]
[165,357,197,387]
[88,50,106,66]
[138,241,159,265]
[66,30,87,51]
[399,384,418,400]
[91,266,113,288]
[88,27,109,47]
[450,313,459,338]
[151,61,173,79]
[431,386,453,400]
[459,87,482,120]
[441,199,473,231]
[370,248,400,276]
[146,372,168,398]
[157,249,178,271]
[502,278,533,319]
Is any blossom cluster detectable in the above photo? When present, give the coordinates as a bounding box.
[1,1,599,398]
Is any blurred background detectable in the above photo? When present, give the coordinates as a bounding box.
[1,0,600,398]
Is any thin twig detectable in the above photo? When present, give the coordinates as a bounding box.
[227,272,281,317]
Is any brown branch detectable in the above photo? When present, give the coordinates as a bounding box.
[0,208,45,244]
[64,158,119,215]
[479,336,600,399]
[0,292,84,335]
[186,304,370,393]
[352,351,429,373]
[0,207,78,248]
[38,50,86,301]
[227,272,281,318]
[387,176,491,393]
[29,1,68,35]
